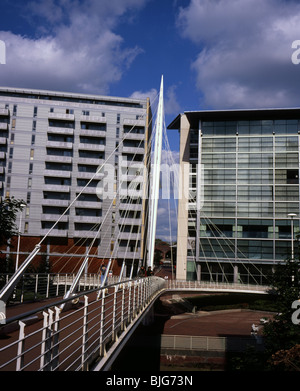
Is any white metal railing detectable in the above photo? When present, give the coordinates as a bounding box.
[0,273,125,304]
[0,273,268,310]
[0,276,166,371]
[160,334,264,352]
[166,280,269,294]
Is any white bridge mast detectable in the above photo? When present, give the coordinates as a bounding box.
[148,76,164,269]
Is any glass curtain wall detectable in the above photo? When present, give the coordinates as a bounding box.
[187,119,300,282]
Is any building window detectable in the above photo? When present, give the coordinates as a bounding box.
[287,169,299,184]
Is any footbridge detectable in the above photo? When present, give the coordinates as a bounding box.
[0,275,269,372]
[0,77,273,371]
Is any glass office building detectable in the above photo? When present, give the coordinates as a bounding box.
[168,109,300,283]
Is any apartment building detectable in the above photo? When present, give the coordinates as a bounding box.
[0,87,152,274]
[168,108,300,283]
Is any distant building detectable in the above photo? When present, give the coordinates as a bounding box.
[168,108,300,283]
[0,87,152,274]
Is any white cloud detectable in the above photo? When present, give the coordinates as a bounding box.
[177,0,300,109]
[129,88,158,104]
[0,0,148,94]
[130,84,181,115]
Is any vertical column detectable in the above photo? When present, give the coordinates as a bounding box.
[176,114,190,280]
[196,120,203,280]
[234,265,239,284]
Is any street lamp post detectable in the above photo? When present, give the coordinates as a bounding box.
[15,204,26,272]
[288,213,298,287]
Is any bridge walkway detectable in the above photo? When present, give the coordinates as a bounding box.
[0,275,269,371]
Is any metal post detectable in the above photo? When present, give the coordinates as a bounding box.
[112,286,118,341]
[0,244,41,324]
[15,206,25,273]
[81,296,89,370]
[16,321,26,371]
[99,289,106,357]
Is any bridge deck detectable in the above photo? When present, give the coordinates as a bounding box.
[0,276,270,371]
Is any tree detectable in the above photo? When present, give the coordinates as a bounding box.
[263,258,300,364]
[270,345,300,371]
[0,197,26,247]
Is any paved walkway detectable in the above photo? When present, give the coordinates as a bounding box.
[162,309,273,337]
[156,292,274,338]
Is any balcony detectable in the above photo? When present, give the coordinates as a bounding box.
[48,126,74,135]
[74,215,102,224]
[42,199,70,207]
[45,155,72,164]
[48,112,75,121]
[41,229,68,237]
[80,115,107,124]
[123,118,145,127]
[118,218,142,226]
[77,157,104,166]
[43,184,70,193]
[74,200,102,209]
[46,141,73,149]
[123,132,145,141]
[0,152,6,160]
[122,146,144,154]
[0,108,9,116]
[79,129,106,138]
[0,137,7,145]
[76,186,98,194]
[0,166,4,174]
[76,171,103,180]
[44,169,71,178]
[41,214,69,222]
[119,203,142,212]
[78,143,105,152]
[0,123,8,130]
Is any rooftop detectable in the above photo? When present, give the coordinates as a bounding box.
[167,107,300,130]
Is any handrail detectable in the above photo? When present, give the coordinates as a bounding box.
[0,276,269,371]
[0,276,166,371]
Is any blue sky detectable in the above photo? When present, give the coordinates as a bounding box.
[1,0,300,241]
[2,0,300,143]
